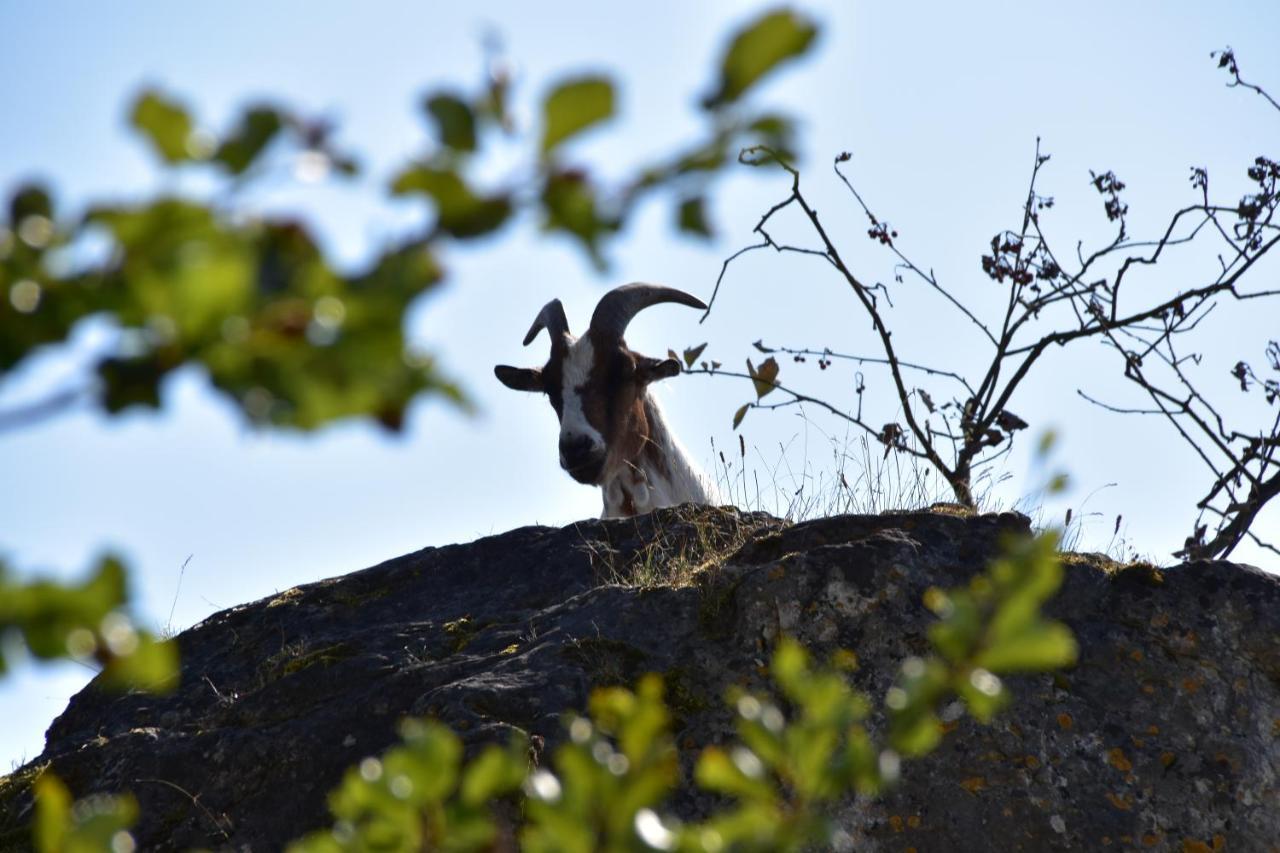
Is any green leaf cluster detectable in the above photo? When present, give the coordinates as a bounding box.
[703,9,819,109]
[129,88,356,176]
[10,525,1076,852]
[289,720,528,852]
[33,773,138,853]
[3,7,819,433]
[130,91,196,164]
[2,94,441,432]
[0,556,177,690]
[521,675,678,852]
[541,77,615,155]
[892,530,1078,756]
[692,639,879,850]
[1,554,174,851]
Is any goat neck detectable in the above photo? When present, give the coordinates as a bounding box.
[599,391,718,518]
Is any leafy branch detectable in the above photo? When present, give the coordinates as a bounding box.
[0,8,819,435]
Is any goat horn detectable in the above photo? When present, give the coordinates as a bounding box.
[588,282,707,342]
[522,299,572,347]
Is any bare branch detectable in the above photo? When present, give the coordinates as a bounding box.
[701,240,769,322]
[752,343,976,395]
[698,54,1280,549]
[832,154,997,346]
[1075,390,1163,416]
[1213,47,1280,114]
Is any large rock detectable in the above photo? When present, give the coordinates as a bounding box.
[0,506,1276,851]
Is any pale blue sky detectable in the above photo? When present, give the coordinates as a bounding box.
[2,1,1277,770]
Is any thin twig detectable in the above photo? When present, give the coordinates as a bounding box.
[135,777,233,840]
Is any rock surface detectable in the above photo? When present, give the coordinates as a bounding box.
[1,506,1277,851]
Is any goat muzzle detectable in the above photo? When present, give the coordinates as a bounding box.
[559,434,605,484]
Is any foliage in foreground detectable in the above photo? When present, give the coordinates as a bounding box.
[0,555,175,853]
[0,7,817,434]
[0,6,1088,847]
[0,556,177,691]
[30,775,137,853]
[0,8,816,842]
[288,529,1075,853]
[7,522,1074,852]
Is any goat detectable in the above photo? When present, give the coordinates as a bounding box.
[495,282,718,518]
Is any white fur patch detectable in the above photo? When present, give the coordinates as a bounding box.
[559,336,604,450]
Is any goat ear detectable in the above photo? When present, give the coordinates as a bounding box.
[494,365,544,392]
[637,356,682,384]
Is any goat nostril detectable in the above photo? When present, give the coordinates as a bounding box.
[559,435,601,474]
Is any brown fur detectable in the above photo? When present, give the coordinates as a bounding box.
[581,331,655,484]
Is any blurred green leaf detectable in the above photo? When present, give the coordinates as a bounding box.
[459,739,526,807]
[769,635,809,700]
[215,106,285,175]
[0,554,178,694]
[100,631,179,692]
[1037,428,1058,457]
[97,354,170,414]
[747,113,797,153]
[683,343,707,368]
[703,9,818,109]
[425,93,478,152]
[392,165,512,239]
[395,718,463,802]
[0,555,125,661]
[130,89,196,164]
[199,230,456,432]
[33,772,72,853]
[523,675,677,852]
[541,76,614,154]
[890,708,942,757]
[9,183,53,226]
[675,139,730,175]
[87,199,255,339]
[695,747,775,802]
[957,669,1010,723]
[926,588,982,663]
[540,170,615,269]
[677,196,713,238]
[985,533,1064,636]
[732,403,750,429]
[976,621,1078,673]
[885,656,949,757]
[690,805,788,851]
[34,772,138,853]
[295,716,515,853]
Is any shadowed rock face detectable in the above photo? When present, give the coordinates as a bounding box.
[0,507,1276,851]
